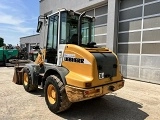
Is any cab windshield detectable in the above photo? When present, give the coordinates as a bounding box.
[60,11,94,46]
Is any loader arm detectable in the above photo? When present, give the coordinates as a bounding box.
[34,49,46,65]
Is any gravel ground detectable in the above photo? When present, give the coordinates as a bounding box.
[0,67,160,120]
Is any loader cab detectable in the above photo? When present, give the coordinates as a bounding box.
[37,9,95,65]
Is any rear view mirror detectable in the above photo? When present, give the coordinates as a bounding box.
[36,21,43,33]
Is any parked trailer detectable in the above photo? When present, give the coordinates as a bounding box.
[0,47,18,66]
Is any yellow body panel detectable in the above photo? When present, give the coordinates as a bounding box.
[62,44,123,88]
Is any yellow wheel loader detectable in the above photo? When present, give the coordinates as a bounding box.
[13,9,124,113]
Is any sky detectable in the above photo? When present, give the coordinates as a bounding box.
[0,0,39,45]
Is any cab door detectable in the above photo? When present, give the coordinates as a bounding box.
[46,15,58,64]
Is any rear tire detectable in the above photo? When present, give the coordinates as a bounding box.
[23,67,38,92]
[44,75,72,113]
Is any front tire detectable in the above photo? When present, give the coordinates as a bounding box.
[44,75,72,113]
[23,67,38,92]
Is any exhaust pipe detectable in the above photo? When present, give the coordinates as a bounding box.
[78,11,86,45]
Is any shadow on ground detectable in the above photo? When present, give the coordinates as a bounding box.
[58,95,148,120]
[29,88,148,120]
[31,88,45,97]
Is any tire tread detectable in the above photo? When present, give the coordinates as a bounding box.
[45,75,71,113]
[23,67,38,92]
[51,75,71,113]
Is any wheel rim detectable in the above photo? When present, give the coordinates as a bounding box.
[23,73,28,86]
[47,84,57,104]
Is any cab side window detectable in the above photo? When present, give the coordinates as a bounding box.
[46,15,58,50]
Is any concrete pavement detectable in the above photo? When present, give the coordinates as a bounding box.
[0,67,159,120]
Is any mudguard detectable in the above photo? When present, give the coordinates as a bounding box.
[44,65,69,85]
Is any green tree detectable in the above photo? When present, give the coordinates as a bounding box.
[0,37,4,47]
